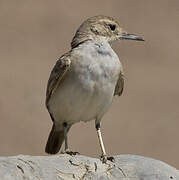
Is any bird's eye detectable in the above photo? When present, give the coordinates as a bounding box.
[109,24,116,31]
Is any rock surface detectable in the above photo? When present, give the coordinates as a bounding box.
[0,154,178,180]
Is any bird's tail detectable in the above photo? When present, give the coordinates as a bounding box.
[45,124,69,154]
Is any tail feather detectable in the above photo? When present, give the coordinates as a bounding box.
[45,124,65,154]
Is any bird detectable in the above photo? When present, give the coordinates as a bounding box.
[45,15,144,163]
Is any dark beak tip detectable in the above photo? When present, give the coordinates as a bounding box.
[137,37,145,41]
[121,33,145,41]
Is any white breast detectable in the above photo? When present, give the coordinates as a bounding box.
[49,41,121,126]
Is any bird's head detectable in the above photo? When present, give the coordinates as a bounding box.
[71,15,144,48]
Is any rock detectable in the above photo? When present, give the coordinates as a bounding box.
[0,154,178,180]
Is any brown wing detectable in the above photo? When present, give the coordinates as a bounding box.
[46,53,71,109]
[114,69,124,96]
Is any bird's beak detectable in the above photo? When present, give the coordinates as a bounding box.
[120,32,144,41]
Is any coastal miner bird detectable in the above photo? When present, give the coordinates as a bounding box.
[45,15,144,163]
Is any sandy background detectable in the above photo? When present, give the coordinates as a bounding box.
[0,0,178,168]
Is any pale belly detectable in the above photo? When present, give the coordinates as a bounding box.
[49,72,116,125]
[48,42,121,126]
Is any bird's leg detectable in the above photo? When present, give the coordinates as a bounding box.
[95,121,115,163]
[96,123,107,158]
[63,122,79,155]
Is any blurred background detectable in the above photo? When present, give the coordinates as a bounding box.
[0,0,178,168]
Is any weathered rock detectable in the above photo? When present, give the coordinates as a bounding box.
[0,154,178,180]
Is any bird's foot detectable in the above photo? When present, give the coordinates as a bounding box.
[62,149,80,156]
[100,154,115,163]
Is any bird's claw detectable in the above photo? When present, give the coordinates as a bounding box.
[62,149,80,156]
[100,154,115,163]
[107,156,115,162]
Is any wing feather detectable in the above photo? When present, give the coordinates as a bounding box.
[46,53,71,108]
[114,68,124,96]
